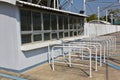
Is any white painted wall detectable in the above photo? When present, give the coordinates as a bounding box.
[0,2,64,71]
[85,23,120,36]
[0,2,20,70]
[0,0,16,5]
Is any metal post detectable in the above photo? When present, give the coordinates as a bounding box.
[48,44,51,64]
[68,46,72,67]
[83,0,86,15]
[81,48,83,60]
[57,0,59,9]
[99,44,102,67]
[98,6,100,23]
[83,0,87,22]
[95,47,98,71]
[110,14,113,24]
[52,48,55,71]
[106,10,108,22]
[89,49,92,78]
[54,0,56,9]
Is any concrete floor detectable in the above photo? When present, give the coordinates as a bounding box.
[23,60,120,80]
[1,32,120,80]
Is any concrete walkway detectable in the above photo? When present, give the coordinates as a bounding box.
[1,31,120,80]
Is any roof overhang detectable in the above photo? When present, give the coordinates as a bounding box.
[17,0,87,17]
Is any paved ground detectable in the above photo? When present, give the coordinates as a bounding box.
[0,77,12,80]
[1,32,120,80]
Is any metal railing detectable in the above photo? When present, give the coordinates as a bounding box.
[48,35,116,78]
[51,45,92,78]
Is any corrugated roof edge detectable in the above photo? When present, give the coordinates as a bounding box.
[17,0,87,17]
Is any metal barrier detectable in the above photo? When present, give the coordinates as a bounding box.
[69,42,102,67]
[81,36,116,62]
[77,42,102,66]
[51,45,92,78]
[48,35,116,78]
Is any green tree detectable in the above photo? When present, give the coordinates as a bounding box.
[99,15,111,23]
[100,16,106,21]
[108,9,120,25]
[87,14,97,22]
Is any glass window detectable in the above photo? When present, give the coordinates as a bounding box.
[69,17,73,29]
[74,18,77,29]
[64,16,68,29]
[43,13,50,30]
[59,32,63,38]
[64,32,68,37]
[70,31,73,37]
[58,16,63,30]
[74,32,77,36]
[80,19,84,28]
[34,34,42,41]
[78,19,81,29]
[20,9,85,44]
[21,34,31,44]
[51,15,57,30]
[77,18,84,35]
[44,33,50,41]
[76,18,79,30]
[52,33,58,39]
[78,30,84,35]
[33,12,41,30]
[20,10,31,31]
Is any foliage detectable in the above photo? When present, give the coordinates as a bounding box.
[87,8,120,25]
[108,8,120,19]
[108,8,120,25]
[87,14,97,22]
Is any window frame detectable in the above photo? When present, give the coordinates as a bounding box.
[20,8,84,45]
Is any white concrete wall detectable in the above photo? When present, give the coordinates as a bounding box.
[0,2,20,70]
[18,48,49,71]
[85,23,120,36]
[0,2,62,71]
[0,0,16,5]
[0,2,49,71]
